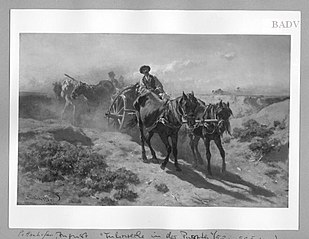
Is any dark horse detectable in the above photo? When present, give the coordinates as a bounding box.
[52,81,63,102]
[71,80,116,107]
[133,91,199,171]
[189,99,233,176]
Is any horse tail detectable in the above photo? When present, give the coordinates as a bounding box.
[226,120,232,135]
[127,114,138,129]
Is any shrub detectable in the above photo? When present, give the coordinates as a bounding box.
[93,180,114,192]
[87,168,140,193]
[114,178,128,190]
[114,168,140,185]
[274,120,286,130]
[114,189,138,201]
[19,140,107,182]
[249,139,273,154]
[77,188,92,198]
[18,139,141,203]
[69,197,82,204]
[18,150,40,173]
[73,149,107,177]
[248,138,281,156]
[34,169,64,182]
[155,183,169,193]
[98,197,118,206]
[232,119,273,142]
[242,119,260,128]
[273,120,281,128]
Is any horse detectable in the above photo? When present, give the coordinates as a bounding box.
[188,99,233,176]
[52,81,63,102]
[133,91,199,171]
[71,80,116,108]
[59,76,81,125]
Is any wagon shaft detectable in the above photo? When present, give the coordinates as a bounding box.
[182,119,218,124]
[106,112,123,119]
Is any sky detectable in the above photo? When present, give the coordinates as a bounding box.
[19,34,290,96]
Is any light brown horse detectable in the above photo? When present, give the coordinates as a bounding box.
[59,75,81,125]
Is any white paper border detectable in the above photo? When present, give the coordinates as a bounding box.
[10,10,300,230]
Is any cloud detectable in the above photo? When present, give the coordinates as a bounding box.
[125,59,200,79]
[151,59,206,75]
[221,51,237,61]
[155,60,192,74]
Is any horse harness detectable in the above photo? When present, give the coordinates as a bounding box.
[191,104,226,135]
[144,99,187,132]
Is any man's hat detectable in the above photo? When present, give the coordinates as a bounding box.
[108,71,115,77]
[139,65,151,74]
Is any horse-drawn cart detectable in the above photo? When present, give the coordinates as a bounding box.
[105,83,139,130]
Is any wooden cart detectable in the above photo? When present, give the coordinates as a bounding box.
[105,84,139,130]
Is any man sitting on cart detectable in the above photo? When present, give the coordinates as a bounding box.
[138,65,169,100]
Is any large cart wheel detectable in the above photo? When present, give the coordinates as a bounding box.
[107,95,127,130]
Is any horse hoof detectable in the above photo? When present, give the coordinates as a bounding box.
[151,157,159,164]
[142,157,150,163]
[175,166,182,172]
[222,166,226,173]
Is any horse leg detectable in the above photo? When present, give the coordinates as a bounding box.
[159,133,171,170]
[145,131,158,163]
[61,101,69,123]
[137,115,148,162]
[203,137,212,176]
[195,137,204,165]
[72,103,76,126]
[214,136,226,173]
[189,134,198,168]
[171,132,181,171]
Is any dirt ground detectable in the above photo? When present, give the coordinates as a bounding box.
[17,93,289,207]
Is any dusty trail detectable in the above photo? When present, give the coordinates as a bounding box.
[84,126,286,207]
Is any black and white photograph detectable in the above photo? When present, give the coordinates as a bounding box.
[9,10,300,230]
[17,33,291,207]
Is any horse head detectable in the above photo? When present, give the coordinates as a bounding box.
[215,100,233,135]
[179,91,199,128]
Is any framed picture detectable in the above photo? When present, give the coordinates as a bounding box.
[5,6,304,238]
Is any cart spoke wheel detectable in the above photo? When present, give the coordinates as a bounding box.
[107,95,127,130]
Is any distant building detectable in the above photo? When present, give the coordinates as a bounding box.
[212,88,226,95]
